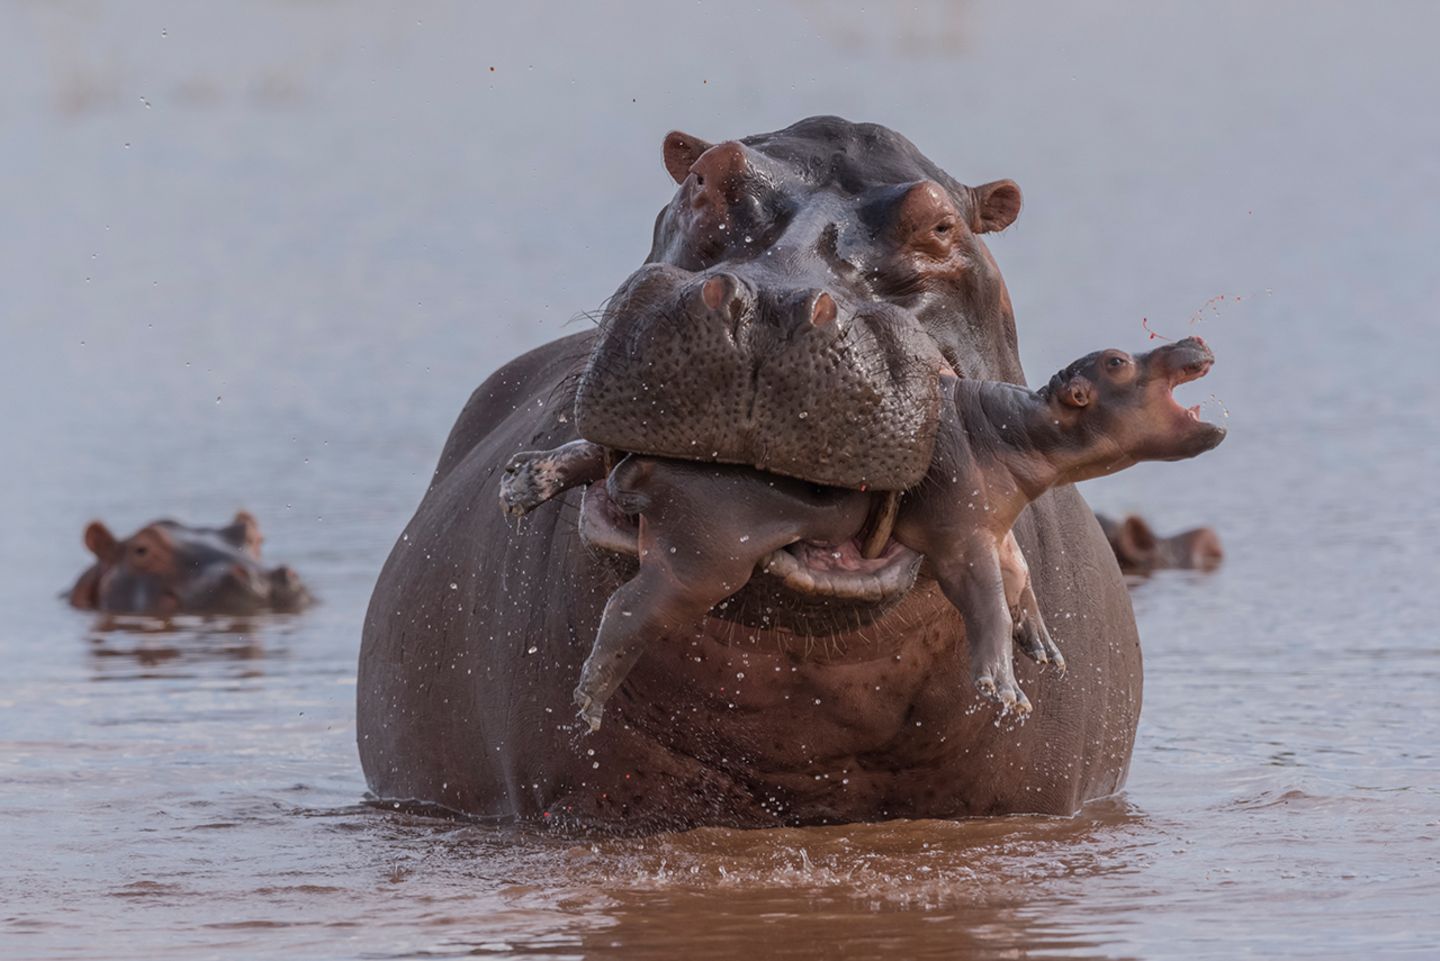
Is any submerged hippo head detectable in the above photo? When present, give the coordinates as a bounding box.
[1098,514,1225,576]
[67,512,312,617]
[575,116,1024,492]
[1041,337,1227,467]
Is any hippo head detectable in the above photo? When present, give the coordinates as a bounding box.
[1100,514,1225,576]
[571,117,1025,621]
[1041,337,1228,468]
[575,116,1024,491]
[67,512,313,617]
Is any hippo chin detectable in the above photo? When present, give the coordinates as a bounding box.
[358,117,1148,830]
[67,512,312,617]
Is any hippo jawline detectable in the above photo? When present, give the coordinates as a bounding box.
[577,460,923,605]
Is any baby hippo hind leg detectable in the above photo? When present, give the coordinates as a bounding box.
[499,439,606,517]
[931,537,1032,715]
[999,532,1065,672]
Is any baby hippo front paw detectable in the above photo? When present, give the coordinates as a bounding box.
[1012,611,1066,673]
[498,451,567,517]
[573,687,606,733]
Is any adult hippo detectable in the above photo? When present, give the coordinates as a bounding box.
[68,512,312,616]
[1097,513,1225,577]
[358,116,1143,831]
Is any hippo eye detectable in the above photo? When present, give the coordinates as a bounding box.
[133,545,148,556]
[1106,356,1128,370]
[934,221,952,234]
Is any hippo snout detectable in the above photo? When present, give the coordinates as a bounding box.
[576,268,944,491]
[1148,336,1215,379]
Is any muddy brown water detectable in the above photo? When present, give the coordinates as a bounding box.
[2,2,1437,958]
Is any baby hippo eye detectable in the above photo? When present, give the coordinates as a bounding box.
[1106,356,1128,370]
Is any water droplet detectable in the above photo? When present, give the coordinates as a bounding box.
[449,582,458,590]
[215,395,222,404]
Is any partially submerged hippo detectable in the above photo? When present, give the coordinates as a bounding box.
[67,512,312,617]
[503,338,1224,729]
[358,116,1212,829]
[1097,513,1224,576]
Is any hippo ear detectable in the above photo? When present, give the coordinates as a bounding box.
[84,521,118,559]
[1118,516,1158,561]
[969,179,1023,234]
[1058,375,1094,408]
[222,510,264,558]
[663,131,714,184]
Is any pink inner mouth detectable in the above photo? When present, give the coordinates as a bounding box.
[1165,357,1217,425]
[579,482,921,602]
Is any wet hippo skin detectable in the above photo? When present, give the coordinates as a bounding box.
[67,512,312,617]
[357,117,1151,830]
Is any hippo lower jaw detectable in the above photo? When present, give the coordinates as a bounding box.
[579,480,923,603]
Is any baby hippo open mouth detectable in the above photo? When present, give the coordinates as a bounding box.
[500,336,1224,729]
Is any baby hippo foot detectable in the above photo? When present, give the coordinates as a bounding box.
[972,655,1033,715]
[1012,610,1066,673]
[573,687,605,734]
[499,451,569,517]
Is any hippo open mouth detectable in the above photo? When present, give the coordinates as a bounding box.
[1150,338,1227,454]
[578,464,923,603]
[1164,341,1216,423]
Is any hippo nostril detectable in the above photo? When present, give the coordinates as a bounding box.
[808,290,837,328]
[700,272,747,318]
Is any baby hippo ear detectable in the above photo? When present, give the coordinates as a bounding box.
[84,521,118,559]
[1058,375,1094,408]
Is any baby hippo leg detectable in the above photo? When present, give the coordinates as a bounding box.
[998,532,1065,671]
[575,514,765,731]
[499,439,607,517]
[930,536,1032,714]
[573,457,869,731]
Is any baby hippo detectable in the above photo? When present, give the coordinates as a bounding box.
[67,511,313,617]
[503,337,1225,730]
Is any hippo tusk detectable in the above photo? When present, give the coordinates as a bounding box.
[860,490,900,559]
